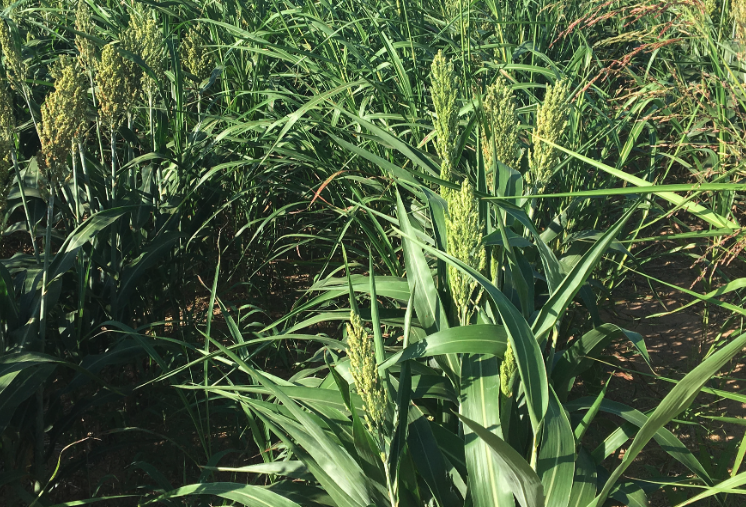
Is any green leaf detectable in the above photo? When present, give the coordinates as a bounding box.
[532,204,638,346]
[567,398,711,485]
[552,324,626,400]
[672,470,746,506]
[567,449,596,507]
[380,324,508,370]
[537,137,739,229]
[408,407,462,507]
[395,190,448,335]
[588,331,746,506]
[458,413,546,507]
[461,353,514,507]
[538,388,575,507]
[154,482,303,506]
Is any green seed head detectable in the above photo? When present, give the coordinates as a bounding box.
[180,24,215,84]
[346,310,386,433]
[0,20,27,93]
[735,0,746,42]
[122,10,164,99]
[137,16,165,97]
[97,44,129,130]
[483,77,519,186]
[500,342,517,398]
[119,23,144,105]
[431,50,459,191]
[75,0,97,71]
[40,56,87,184]
[446,179,485,322]
[0,81,13,218]
[528,79,570,192]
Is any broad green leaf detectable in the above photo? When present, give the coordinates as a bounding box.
[408,407,462,507]
[567,449,596,507]
[673,470,746,506]
[458,413,546,507]
[552,324,626,400]
[395,190,448,335]
[154,482,302,506]
[461,353,514,507]
[380,324,508,371]
[538,388,574,507]
[207,338,376,507]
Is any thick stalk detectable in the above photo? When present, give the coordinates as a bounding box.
[78,143,94,213]
[71,143,80,224]
[149,92,163,207]
[110,128,117,318]
[11,150,39,262]
[89,70,105,165]
[149,92,156,152]
[35,185,55,480]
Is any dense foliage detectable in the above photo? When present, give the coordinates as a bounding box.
[0,0,745,505]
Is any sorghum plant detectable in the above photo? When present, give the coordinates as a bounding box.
[431,50,459,195]
[180,23,215,85]
[346,310,386,434]
[446,179,485,324]
[482,77,520,181]
[527,79,570,193]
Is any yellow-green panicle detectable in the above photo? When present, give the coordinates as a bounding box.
[431,50,459,194]
[0,20,27,93]
[75,0,97,71]
[180,24,215,84]
[0,81,12,218]
[40,56,87,184]
[97,44,129,131]
[135,16,165,98]
[346,310,386,434]
[446,179,485,323]
[482,77,519,186]
[528,79,570,192]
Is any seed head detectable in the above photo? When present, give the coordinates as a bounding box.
[446,179,485,323]
[0,81,13,218]
[528,79,570,192]
[444,0,468,38]
[0,20,27,93]
[346,310,386,433]
[119,24,144,105]
[735,0,746,43]
[40,56,87,185]
[180,24,215,84]
[500,342,517,398]
[431,50,459,193]
[120,10,164,101]
[482,78,519,187]
[75,0,97,71]
[97,44,129,130]
[135,16,165,98]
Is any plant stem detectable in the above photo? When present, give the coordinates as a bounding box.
[11,149,39,262]
[89,70,105,166]
[78,142,94,213]
[110,128,117,318]
[35,184,55,480]
[71,143,80,224]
